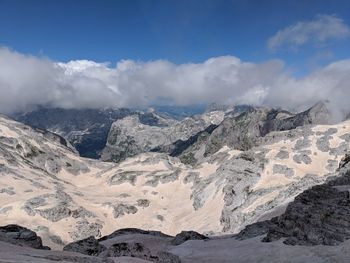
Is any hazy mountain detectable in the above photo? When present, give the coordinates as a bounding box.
[13,107,133,159]
[100,109,226,162]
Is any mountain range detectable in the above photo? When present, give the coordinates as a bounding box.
[2,101,350,261]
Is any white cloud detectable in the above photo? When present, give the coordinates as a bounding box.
[268,14,350,51]
[1,47,350,121]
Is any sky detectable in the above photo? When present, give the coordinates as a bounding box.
[0,0,350,117]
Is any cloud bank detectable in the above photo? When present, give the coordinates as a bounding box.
[268,14,350,51]
[1,47,350,120]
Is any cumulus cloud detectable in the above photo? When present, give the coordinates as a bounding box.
[1,47,350,120]
[268,14,350,51]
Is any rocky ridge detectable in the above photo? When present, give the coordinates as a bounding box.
[101,110,225,162]
[177,101,332,164]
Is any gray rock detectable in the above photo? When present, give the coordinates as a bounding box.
[136,199,150,208]
[0,224,50,250]
[63,236,106,256]
[101,111,224,162]
[69,220,103,241]
[113,204,138,218]
[145,169,181,187]
[238,153,350,246]
[0,206,12,214]
[273,164,295,178]
[156,251,182,263]
[294,137,311,151]
[98,228,171,241]
[109,171,143,186]
[293,151,312,164]
[171,231,208,245]
[275,150,289,160]
[340,133,350,142]
[0,187,15,195]
[157,215,165,221]
[326,159,338,172]
[49,234,64,245]
[104,242,151,259]
[316,136,331,152]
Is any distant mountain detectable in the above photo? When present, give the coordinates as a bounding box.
[149,104,207,119]
[175,101,332,164]
[12,105,209,159]
[101,110,225,162]
[13,107,133,159]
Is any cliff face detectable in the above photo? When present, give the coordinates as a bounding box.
[101,110,225,162]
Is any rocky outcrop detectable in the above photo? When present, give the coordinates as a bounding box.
[14,107,133,159]
[101,110,225,162]
[237,153,350,246]
[171,231,209,245]
[0,224,50,250]
[98,228,172,241]
[65,228,182,262]
[63,236,106,256]
[179,102,332,162]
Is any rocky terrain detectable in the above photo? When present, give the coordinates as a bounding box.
[176,101,332,164]
[12,105,210,160]
[4,152,350,263]
[237,153,350,246]
[101,109,226,162]
[1,102,350,251]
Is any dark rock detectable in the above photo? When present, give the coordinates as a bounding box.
[99,228,172,241]
[14,107,132,159]
[171,231,208,245]
[0,224,50,250]
[238,153,350,246]
[104,242,151,259]
[235,221,275,240]
[113,204,138,218]
[156,251,182,263]
[63,236,106,256]
[136,199,151,208]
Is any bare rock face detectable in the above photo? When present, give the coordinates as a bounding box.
[63,236,106,256]
[104,242,152,258]
[98,228,172,241]
[0,224,50,250]
[14,107,133,159]
[179,102,332,162]
[237,153,350,246]
[171,231,209,245]
[101,110,225,162]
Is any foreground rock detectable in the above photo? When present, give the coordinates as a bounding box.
[238,153,350,245]
[63,236,106,256]
[3,223,350,262]
[171,231,209,245]
[0,224,50,250]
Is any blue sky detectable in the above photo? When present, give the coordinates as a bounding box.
[1,0,350,114]
[0,0,349,74]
